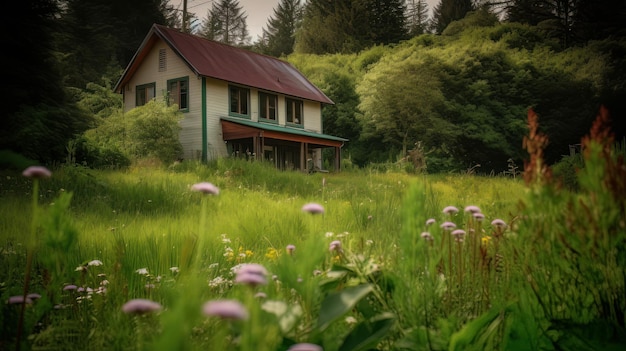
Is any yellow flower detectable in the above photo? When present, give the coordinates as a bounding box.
[265,248,279,261]
[481,236,491,246]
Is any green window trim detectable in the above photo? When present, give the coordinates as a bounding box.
[167,76,189,111]
[259,92,278,122]
[286,97,303,127]
[135,82,156,107]
[229,85,250,118]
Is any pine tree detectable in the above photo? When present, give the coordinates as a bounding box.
[431,0,474,34]
[258,0,303,57]
[200,0,250,46]
[364,0,409,44]
[407,0,431,35]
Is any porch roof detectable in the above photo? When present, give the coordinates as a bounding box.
[220,117,347,148]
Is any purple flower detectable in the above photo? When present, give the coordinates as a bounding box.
[63,284,78,291]
[473,213,485,221]
[302,203,324,214]
[121,298,162,314]
[234,263,268,287]
[27,293,42,301]
[191,182,219,195]
[464,205,481,214]
[440,221,457,230]
[8,296,33,305]
[203,299,249,320]
[22,166,51,179]
[425,218,436,226]
[286,244,296,255]
[442,206,459,215]
[420,232,433,241]
[451,229,466,238]
[329,240,342,252]
[491,219,507,229]
[287,343,324,351]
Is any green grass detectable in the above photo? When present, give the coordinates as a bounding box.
[1,156,624,351]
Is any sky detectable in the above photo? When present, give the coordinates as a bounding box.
[171,0,440,41]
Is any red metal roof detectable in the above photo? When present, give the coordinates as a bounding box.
[116,24,333,105]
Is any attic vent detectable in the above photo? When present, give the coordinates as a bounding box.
[158,49,167,72]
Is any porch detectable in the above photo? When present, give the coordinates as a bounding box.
[220,117,347,172]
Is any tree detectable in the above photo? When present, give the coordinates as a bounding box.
[200,0,250,46]
[407,0,431,35]
[430,0,474,34]
[257,0,303,57]
[364,0,409,44]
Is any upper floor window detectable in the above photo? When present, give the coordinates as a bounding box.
[259,92,277,121]
[286,98,303,125]
[167,77,189,111]
[229,85,249,117]
[136,83,155,107]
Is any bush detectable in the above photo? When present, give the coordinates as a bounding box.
[552,153,584,191]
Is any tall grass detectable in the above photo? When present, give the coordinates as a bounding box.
[1,136,624,351]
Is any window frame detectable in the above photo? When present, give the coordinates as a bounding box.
[285,97,303,127]
[167,76,189,111]
[135,82,156,107]
[229,85,250,118]
[258,91,278,122]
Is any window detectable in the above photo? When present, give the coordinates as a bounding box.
[259,92,277,121]
[136,83,155,107]
[167,77,189,110]
[229,85,249,117]
[286,98,303,125]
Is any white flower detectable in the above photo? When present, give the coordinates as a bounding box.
[170,266,180,273]
[75,266,86,272]
[136,268,149,275]
[345,316,358,324]
[325,232,334,238]
[88,260,103,266]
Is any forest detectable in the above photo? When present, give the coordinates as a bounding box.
[1,0,625,174]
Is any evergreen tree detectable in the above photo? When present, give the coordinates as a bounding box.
[571,0,626,43]
[200,0,250,46]
[407,0,431,35]
[431,0,474,34]
[365,0,409,44]
[257,0,303,57]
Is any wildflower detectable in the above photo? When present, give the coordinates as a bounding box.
[442,206,459,215]
[122,298,162,314]
[451,229,466,238]
[286,244,296,255]
[287,343,323,351]
[420,232,433,241]
[440,221,457,230]
[8,296,33,305]
[481,236,491,245]
[313,270,322,276]
[491,219,507,229]
[88,260,103,266]
[191,182,220,195]
[234,263,268,287]
[325,232,334,238]
[464,205,481,214]
[75,265,86,272]
[302,203,324,214]
[425,218,436,226]
[203,299,249,320]
[254,292,267,299]
[345,316,358,324]
[329,240,342,252]
[22,166,52,179]
[170,266,180,273]
[473,212,485,221]
[365,239,374,246]
[265,248,279,260]
[63,284,78,291]
[27,293,42,301]
[135,268,149,275]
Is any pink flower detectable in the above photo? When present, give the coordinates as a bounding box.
[8,296,33,305]
[329,240,342,252]
[440,221,457,230]
[234,263,268,287]
[491,219,507,229]
[451,229,466,238]
[420,232,433,241]
[287,343,323,351]
[425,218,436,226]
[302,203,324,214]
[473,213,485,221]
[121,298,162,314]
[63,284,78,291]
[191,182,219,195]
[27,293,42,301]
[442,206,459,215]
[22,166,51,179]
[464,205,481,214]
[203,299,249,320]
[286,244,296,255]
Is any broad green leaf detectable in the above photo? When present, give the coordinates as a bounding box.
[316,284,373,332]
[338,312,396,351]
[262,300,303,334]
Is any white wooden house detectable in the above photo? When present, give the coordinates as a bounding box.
[114,24,347,171]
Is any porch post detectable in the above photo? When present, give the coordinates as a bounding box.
[300,142,306,172]
[252,135,258,160]
[335,146,341,172]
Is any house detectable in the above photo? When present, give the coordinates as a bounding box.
[114,24,347,172]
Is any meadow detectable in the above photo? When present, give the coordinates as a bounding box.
[1,128,625,350]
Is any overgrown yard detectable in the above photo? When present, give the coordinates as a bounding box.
[1,140,625,350]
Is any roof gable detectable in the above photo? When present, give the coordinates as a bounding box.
[115,24,333,105]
